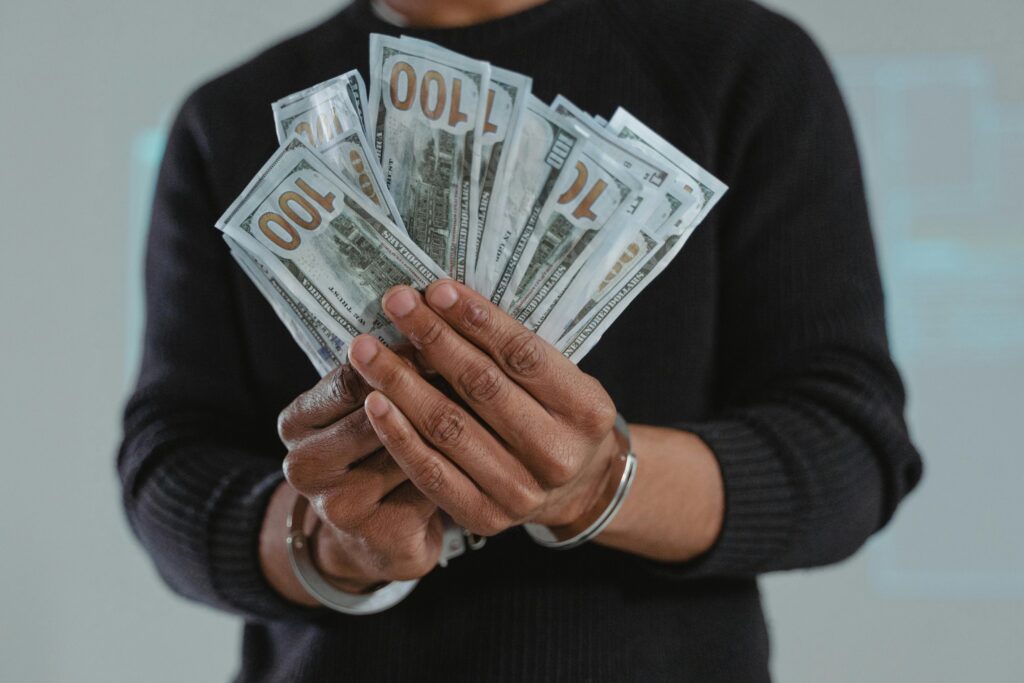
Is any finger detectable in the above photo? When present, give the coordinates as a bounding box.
[315,449,411,527]
[281,407,382,496]
[367,486,444,580]
[422,280,593,415]
[349,336,540,508]
[278,364,371,445]
[362,390,516,537]
[381,285,556,454]
[316,484,443,582]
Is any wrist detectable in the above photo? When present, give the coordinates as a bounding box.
[543,429,621,528]
[259,481,321,607]
[526,416,637,549]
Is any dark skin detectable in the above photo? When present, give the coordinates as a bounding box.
[262,280,724,602]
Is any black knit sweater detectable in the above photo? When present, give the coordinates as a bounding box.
[118,0,923,680]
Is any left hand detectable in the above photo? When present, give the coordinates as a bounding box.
[346,279,621,538]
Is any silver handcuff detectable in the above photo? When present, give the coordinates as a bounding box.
[287,500,484,615]
[288,413,635,614]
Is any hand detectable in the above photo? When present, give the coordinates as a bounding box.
[346,279,621,538]
[277,363,444,593]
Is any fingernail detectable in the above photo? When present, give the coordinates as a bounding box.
[348,336,379,365]
[365,392,391,418]
[384,287,417,318]
[428,281,459,310]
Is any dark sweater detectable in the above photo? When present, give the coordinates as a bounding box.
[118,0,923,680]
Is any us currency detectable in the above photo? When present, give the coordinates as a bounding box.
[511,95,688,330]
[499,144,642,327]
[466,66,532,290]
[273,79,403,229]
[477,96,584,303]
[367,33,491,281]
[215,137,447,349]
[538,114,726,362]
[536,191,698,361]
[226,235,346,375]
[272,70,367,134]
[551,96,679,233]
[606,107,727,226]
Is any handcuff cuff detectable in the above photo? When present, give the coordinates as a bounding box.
[286,413,636,614]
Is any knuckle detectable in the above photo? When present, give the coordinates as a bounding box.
[579,397,618,436]
[503,480,543,521]
[277,406,299,446]
[501,330,545,377]
[321,491,366,529]
[424,402,465,448]
[378,418,411,450]
[377,359,410,392]
[281,450,331,495]
[410,317,445,349]
[414,458,445,494]
[468,510,507,538]
[460,300,491,333]
[458,362,504,404]
[328,365,365,407]
[280,452,304,488]
[543,448,580,488]
[320,493,349,527]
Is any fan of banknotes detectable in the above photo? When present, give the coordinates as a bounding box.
[216,34,726,376]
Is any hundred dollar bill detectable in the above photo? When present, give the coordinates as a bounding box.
[466,66,532,290]
[539,121,726,362]
[511,95,690,330]
[367,33,491,281]
[551,96,679,233]
[535,191,696,357]
[500,144,642,326]
[215,137,447,348]
[606,107,727,225]
[272,70,367,134]
[273,79,402,229]
[278,120,403,231]
[477,96,584,303]
[226,235,345,375]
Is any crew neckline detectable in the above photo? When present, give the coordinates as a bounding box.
[343,0,585,43]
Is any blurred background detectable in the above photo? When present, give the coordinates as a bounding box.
[1,0,1021,680]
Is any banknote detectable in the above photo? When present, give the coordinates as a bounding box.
[509,95,693,330]
[272,70,367,135]
[226,235,346,375]
[367,34,490,281]
[606,107,727,225]
[233,38,728,370]
[466,66,532,289]
[215,137,447,349]
[551,96,680,234]
[277,118,404,231]
[500,144,642,327]
[477,96,585,303]
[537,115,726,361]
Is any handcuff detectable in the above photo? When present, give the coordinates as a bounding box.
[287,413,635,614]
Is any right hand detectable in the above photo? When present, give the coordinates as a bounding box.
[278,362,445,593]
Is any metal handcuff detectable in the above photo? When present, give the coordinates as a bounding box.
[287,413,636,614]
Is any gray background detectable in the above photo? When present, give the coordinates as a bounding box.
[1,0,1021,681]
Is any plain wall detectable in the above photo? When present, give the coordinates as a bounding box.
[1,1,1021,680]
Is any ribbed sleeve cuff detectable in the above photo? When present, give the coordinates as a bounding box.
[647,417,799,579]
[129,446,322,623]
[205,465,320,621]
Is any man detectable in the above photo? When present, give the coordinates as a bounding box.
[118,0,923,680]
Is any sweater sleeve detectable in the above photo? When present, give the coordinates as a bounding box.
[117,95,316,621]
[665,17,922,577]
